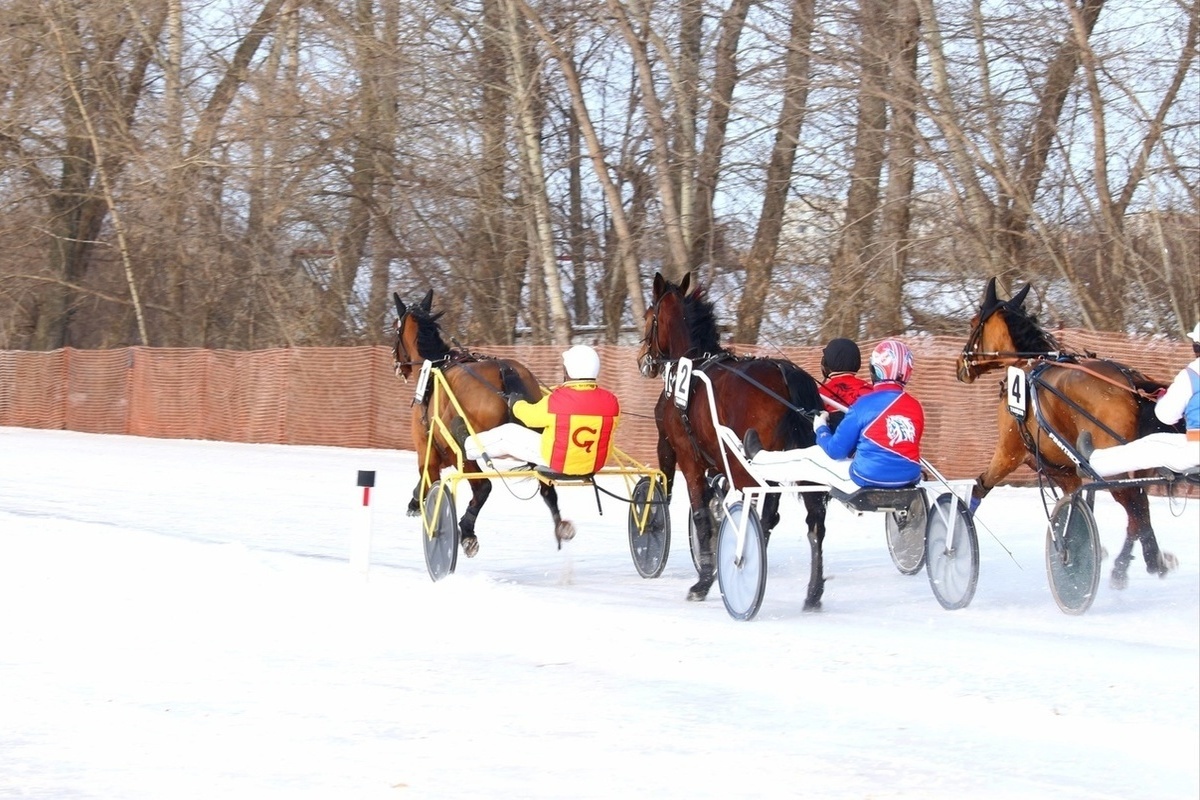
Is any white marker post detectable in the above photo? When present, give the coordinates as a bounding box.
[351,470,375,576]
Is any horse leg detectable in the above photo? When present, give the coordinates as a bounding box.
[687,505,717,601]
[761,494,781,546]
[656,427,678,500]
[971,414,1028,511]
[801,493,828,611]
[407,480,421,516]
[537,483,574,549]
[457,478,492,557]
[1109,487,1177,589]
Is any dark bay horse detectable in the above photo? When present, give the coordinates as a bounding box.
[955,277,1178,588]
[391,290,572,555]
[638,272,830,609]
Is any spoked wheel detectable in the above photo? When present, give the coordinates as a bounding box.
[924,493,979,610]
[1046,492,1101,615]
[885,492,928,575]
[628,476,671,579]
[421,479,459,582]
[716,500,767,621]
[688,479,728,573]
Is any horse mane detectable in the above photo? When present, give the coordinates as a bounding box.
[682,287,727,357]
[992,300,1065,355]
[410,305,454,361]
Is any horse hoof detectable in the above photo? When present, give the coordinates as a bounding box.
[686,578,713,601]
[461,534,479,558]
[1110,572,1128,591]
[803,599,822,612]
[555,520,577,544]
[1153,551,1179,576]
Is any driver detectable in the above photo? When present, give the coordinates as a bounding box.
[462,345,620,475]
[1077,322,1200,477]
[743,339,925,490]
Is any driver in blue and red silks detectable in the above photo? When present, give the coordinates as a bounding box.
[463,344,621,476]
[742,339,925,490]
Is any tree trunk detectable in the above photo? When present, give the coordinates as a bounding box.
[733,0,816,343]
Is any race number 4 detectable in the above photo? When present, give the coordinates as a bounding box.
[1006,366,1027,421]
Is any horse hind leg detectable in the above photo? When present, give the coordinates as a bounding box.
[801,493,828,611]
[538,483,575,550]
[457,479,493,557]
[1110,488,1177,589]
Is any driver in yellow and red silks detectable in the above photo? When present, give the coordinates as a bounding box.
[465,345,621,475]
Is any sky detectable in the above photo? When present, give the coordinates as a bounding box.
[0,426,1197,800]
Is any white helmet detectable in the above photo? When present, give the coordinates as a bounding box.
[563,345,601,380]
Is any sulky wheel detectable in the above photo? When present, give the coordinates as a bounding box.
[885,492,928,575]
[421,479,459,582]
[1046,492,1101,615]
[716,500,767,621]
[628,476,671,579]
[924,493,979,610]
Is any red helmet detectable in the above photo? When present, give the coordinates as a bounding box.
[869,339,913,385]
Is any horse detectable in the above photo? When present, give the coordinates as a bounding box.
[391,290,574,555]
[638,272,831,609]
[955,277,1178,588]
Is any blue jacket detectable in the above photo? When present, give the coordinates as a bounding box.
[816,384,924,488]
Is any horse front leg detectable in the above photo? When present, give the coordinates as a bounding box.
[687,504,717,601]
[971,411,1028,512]
[408,481,422,516]
[537,483,574,549]
[457,477,492,557]
[801,493,828,611]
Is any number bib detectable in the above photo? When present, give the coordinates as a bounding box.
[1006,366,1027,421]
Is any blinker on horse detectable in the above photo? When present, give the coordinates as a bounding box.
[956,277,1178,589]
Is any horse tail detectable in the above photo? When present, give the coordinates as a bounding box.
[779,361,823,450]
[1120,364,1181,437]
[498,362,524,396]
[498,359,543,402]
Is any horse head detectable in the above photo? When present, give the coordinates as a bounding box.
[956,277,1034,383]
[638,271,693,378]
[391,289,444,380]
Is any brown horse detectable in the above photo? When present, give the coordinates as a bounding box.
[955,277,1178,588]
[638,272,831,609]
[391,290,573,555]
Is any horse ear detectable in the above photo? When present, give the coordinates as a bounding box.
[393,292,406,317]
[419,289,433,312]
[1010,283,1031,309]
[983,277,998,310]
[679,271,691,295]
[653,272,666,299]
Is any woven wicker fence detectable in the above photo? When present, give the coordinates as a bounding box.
[0,332,1190,484]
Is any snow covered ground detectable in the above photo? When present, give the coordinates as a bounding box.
[1,427,1196,799]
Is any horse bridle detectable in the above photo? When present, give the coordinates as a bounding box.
[390,312,420,377]
[639,291,672,376]
[958,305,1065,380]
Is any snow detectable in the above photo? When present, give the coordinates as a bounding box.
[1,426,1197,800]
